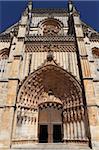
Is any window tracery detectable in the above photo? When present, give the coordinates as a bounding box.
[0,48,9,79]
[39,19,62,36]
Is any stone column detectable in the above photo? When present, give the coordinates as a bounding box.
[33,111,39,142]
[63,122,67,142]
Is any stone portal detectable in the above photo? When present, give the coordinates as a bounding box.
[12,64,88,146]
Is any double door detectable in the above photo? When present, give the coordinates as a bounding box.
[39,124,62,143]
[39,106,62,143]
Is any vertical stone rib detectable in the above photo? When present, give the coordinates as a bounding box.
[25,53,30,77]
[24,54,27,78]
[44,52,47,61]
[54,52,56,62]
[72,52,76,76]
[60,52,63,67]
[70,121,73,139]
[28,54,32,75]
[68,52,71,72]
[34,52,37,70]
[63,123,66,140]
[63,52,66,70]
[65,52,68,71]
[41,52,43,65]
[55,52,57,63]
[67,122,70,139]
[74,121,77,139]
[57,52,60,65]
[81,120,85,139]
[31,52,34,73]
[74,52,79,79]
[77,120,81,139]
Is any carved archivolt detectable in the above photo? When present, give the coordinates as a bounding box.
[15,62,87,141]
[17,63,82,109]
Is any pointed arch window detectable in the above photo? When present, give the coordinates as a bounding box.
[0,48,9,79]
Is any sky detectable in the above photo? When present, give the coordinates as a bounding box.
[0,0,99,33]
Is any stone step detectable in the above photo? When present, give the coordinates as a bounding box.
[11,143,91,150]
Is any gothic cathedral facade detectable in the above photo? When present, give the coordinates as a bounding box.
[0,1,99,150]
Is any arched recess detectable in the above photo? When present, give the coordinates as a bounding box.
[38,18,64,36]
[13,61,88,144]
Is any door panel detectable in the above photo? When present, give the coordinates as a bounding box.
[39,106,62,143]
[53,125,62,143]
[39,125,48,143]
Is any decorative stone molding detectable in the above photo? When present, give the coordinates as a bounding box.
[25,43,76,52]
[25,35,75,42]
[0,35,11,42]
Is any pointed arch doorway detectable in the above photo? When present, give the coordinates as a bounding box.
[39,102,63,143]
[16,63,89,145]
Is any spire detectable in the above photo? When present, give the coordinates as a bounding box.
[28,0,32,12]
[68,0,73,14]
[67,0,77,15]
[67,0,75,35]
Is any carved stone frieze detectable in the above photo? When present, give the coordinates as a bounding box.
[25,43,76,52]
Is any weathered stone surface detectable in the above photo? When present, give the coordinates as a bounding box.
[0,1,99,150]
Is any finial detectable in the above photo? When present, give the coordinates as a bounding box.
[68,0,73,14]
[28,0,32,12]
[28,0,32,5]
[68,0,78,15]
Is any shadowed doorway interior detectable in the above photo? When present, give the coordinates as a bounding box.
[53,124,61,143]
[39,125,48,143]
